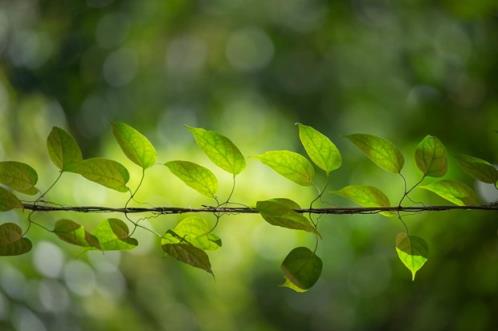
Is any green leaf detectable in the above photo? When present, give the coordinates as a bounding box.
[162,243,213,275]
[53,219,99,248]
[395,232,428,281]
[74,158,129,192]
[112,122,157,169]
[0,187,23,211]
[346,134,404,173]
[256,151,315,186]
[188,127,245,175]
[165,161,218,198]
[47,127,83,172]
[162,216,222,251]
[415,135,447,177]
[0,223,32,256]
[297,123,342,174]
[93,218,138,250]
[281,247,322,292]
[418,180,479,206]
[0,161,38,195]
[256,198,317,234]
[456,154,498,184]
[333,185,394,217]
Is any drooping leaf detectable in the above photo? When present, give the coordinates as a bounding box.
[93,218,137,250]
[256,198,317,234]
[333,185,394,217]
[346,134,404,173]
[53,219,99,248]
[0,187,23,211]
[297,123,342,174]
[256,151,315,186]
[0,161,38,195]
[456,154,498,184]
[74,158,129,192]
[162,216,222,251]
[281,247,322,292]
[162,243,213,275]
[395,232,428,281]
[112,122,157,169]
[165,161,218,198]
[415,135,447,177]
[47,127,83,172]
[0,223,32,256]
[418,180,479,206]
[188,127,245,175]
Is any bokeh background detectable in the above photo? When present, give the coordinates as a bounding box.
[0,0,497,330]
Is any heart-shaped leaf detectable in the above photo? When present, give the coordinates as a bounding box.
[0,187,23,211]
[162,216,222,251]
[0,161,38,195]
[415,135,447,177]
[256,198,317,234]
[165,161,218,198]
[256,150,315,186]
[0,223,32,256]
[93,218,138,250]
[47,127,83,172]
[456,154,498,184]
[395,232,428,281]
[188,127,245,175]
[347,134,404,173]
[53,219,99,248]
[162,243,213,275]
[112,122,157,169]
[281,247,322,292]
[297,123,342,175]
[418,180,479,206]
[74,158,129,192]
[333,185,394,217]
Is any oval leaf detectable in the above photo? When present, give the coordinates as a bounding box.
[162,243,213,275]
[333,185,394,217]
[456,154,498,184]
[256,198,317,234]
[0,161,38,195]
[418,180,479,206]
[165,161,218,198]
[281,247,322,292]
[112,122,157,169]
[162,216,222,251]
[0,187,23,211]
[256,150,315,186]
[74,158,129,192]
[347,134,404,173]
[93,218,137,250]
[188,127,245,175]
[53,219,99,248]
[415,135,447,177]
[297,123,342,174]
[47,127,83,172]
[395,232,428,281]
[0,223,32,256]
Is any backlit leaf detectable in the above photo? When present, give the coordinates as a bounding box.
[297,123,342,174]
[333,185,394,217]
[415,135,447,177]
[47,127,83,172]
[418,180,479,206]
[347,134,404,173]
[165,161,218,198]
[53,219,99,248]
[188,127,245,175]
[112,122,157,169]
[281,247,322,292]
[0,161,38,195]
[93,218,138,250]
[256,198,317,233]
[74,158,129,192]
[256,150,315,186]
[162,243,213,275]
[0,223,32,256]
[456,154,498,184]
[162,216,222,251]
[395,232,428,281]
[0,187,23,211]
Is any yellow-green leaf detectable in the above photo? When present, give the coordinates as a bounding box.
[418,180,479,206]
[456,154,498,184]
[53,219,99,248]
[47,127,83,172]
[297,123,342,174]
[112,122,157,169]
[162,243,213,275]
[281,247,322,292]
[256,198,317,233]
[162,216,222,251]
[188,127,245,175]
[0,223,32,256]
[0,187,23,211]
[74,158,129,192]
[165,161,218,198]
[333,185,394,217]
[395,232,428,281]
[347,134,404,173]
[0,161,38,195]
[256,150,315,186]
[415,135,447,177]
[93,218,137,250]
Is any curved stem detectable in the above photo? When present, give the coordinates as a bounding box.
[398,174,426,207]
[126,168,146,237]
